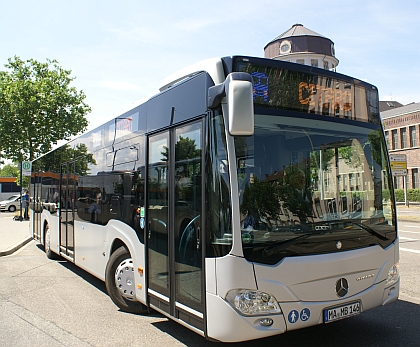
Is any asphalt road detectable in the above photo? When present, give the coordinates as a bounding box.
[0,217,419,346]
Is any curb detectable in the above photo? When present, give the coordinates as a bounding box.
[0,236,33,257]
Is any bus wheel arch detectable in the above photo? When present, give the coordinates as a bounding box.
[105,245,148,314]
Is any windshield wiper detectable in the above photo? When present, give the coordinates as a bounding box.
[262,232,327,258]
[347,220,390,241]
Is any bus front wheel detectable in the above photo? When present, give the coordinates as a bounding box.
[44,224,58,259]
[105,246,148,314]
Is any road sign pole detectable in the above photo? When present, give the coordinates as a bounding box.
[19,161,23,221]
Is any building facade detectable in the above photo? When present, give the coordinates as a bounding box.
[381,102,420,189]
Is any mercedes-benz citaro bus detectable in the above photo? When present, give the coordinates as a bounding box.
[30,56,399,343]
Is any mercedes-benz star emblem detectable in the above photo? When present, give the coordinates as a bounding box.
[335,278,349,297]
[336,241,342,249]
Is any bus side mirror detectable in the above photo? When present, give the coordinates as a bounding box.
[208,72,254,136]
[226,78,254,136]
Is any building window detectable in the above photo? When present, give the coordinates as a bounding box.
[392,129,398,149]
[279,40,292,54]
[413,169,419,188]
[410,126,417,147]
[401,128,407,148]
[349,173,355,187]
[323,61,329,70]
[311,59,318,67]
[385,131,389,147]
[296,59,305,64]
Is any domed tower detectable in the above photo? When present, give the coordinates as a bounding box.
[264,24,338,71]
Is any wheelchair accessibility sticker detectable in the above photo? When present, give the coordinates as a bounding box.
[300,308,310,321]
[288,308,311,324]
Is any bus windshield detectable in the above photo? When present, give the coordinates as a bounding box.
[234,115,396,265]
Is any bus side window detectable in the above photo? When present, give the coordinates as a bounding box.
[206,113,232,257]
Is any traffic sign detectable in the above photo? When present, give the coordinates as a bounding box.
[390,154,407,176]
[22,161,32,176]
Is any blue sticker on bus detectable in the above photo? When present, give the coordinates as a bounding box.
[140,218,145,229]
[288,310,299,324]
[300,308,310,322]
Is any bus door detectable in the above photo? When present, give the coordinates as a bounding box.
[60,162,75,260]
[147,121,204,331]
[32,173,43,240]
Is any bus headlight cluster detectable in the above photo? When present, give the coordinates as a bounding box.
[225,289,281,316]
[385,263,399,287]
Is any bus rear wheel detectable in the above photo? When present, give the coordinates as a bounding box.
[105,246,148,314]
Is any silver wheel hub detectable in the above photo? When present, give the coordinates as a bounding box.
[115,258,136,301]
[45,228,50,252]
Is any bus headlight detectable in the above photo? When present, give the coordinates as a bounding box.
[385,263,399,287]
[225,289,281,316]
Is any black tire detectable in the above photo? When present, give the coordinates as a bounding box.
[8,205,16,213]
[105,246,148,314]
[44,224,58,259]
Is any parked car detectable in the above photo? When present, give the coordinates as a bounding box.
[0,194,21,212]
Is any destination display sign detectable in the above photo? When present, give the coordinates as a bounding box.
[236,60,377,124]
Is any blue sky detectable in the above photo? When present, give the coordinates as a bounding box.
[1,0,419,131]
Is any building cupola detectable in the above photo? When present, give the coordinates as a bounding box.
[264,24,339,70]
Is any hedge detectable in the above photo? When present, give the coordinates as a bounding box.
[393,188,420,202]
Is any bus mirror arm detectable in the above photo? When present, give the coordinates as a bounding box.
[208,83,225,109]
[208,72,254,136]
[208,72,253,109]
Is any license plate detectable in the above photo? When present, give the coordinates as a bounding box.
[324,301,360,323]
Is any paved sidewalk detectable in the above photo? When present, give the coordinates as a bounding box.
[0,214,32,256]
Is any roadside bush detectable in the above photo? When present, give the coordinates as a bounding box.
[394,188,420,202]
[394,189,405,202]
[407,188,420,202]
[382,189,391,201]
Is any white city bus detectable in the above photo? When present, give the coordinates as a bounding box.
[30,56,399,342]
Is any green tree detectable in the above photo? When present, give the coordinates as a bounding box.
[32,143,96,175]
[0,163,18,177]
[240,177,282,228]
[277,164,314,223]
[160,136,202,162]
[0,163,29,187]
[0,56,91,161]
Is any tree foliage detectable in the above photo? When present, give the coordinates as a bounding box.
[0,163,29,187]
[240,177,282,228]
[0,56,91,161]
[32,143,96,176]
[0,163,18,177]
